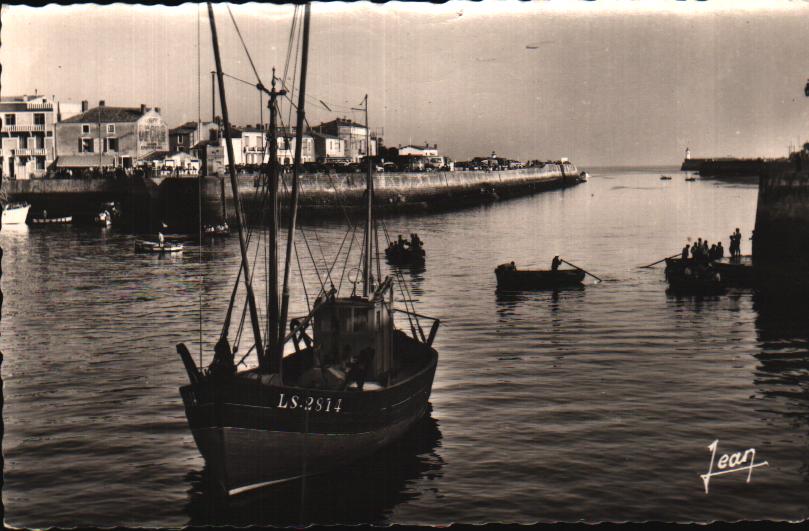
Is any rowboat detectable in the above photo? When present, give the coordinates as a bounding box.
[660,175,672,180]
[664,258,725,294]
[2,202,31,225]
[385,234,425,266]
[135,240,183,253]
[495,263,586,290]
[177,3,441,497]
[31,215,72,224]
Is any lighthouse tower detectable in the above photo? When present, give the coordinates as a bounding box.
[685,147,691,160]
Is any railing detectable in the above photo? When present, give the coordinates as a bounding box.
[2,124,46,132]
[25,103,53,110]
[13,148,48,156]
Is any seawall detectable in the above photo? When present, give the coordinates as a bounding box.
[4,162,580,232]
[681,157,789,182]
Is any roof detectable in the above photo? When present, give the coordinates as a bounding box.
[316,118,367,130]
[56,155,116,168]
[399,145,435,151]
[61,106,146,124]
[309,131,340,140]
[170,122,198,134]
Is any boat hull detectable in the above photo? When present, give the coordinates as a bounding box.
[495,266,585,290]
[180,333,437,495]
[30,216,72,224]
[2,203,30,225]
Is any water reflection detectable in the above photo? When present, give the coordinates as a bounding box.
[184,409,443,526]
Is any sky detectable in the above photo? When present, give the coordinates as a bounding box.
[3,1,809,166]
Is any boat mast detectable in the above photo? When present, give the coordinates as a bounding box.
[277,2,311,372]
[266,70,285,366]
[361,94,374,297]
[207,2,264,360]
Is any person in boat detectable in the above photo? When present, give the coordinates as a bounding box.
[702,240,710,258]
[42,209,48,219]
[510,261,516,270]
[345,346,375,391]
[716,241,724,259]
[681,244,690,261]
[208,336,236,377]
[709,244,718,261]
[158,232,165,247]
[551,256,562,271]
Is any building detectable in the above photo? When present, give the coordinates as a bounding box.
[55,101,169,170]
[311,118,377,162]
[141,150,201,175]
[0,94,57,179]
[311,131,346,163]
[276,128,315,165]
[220,128,243,167]
[169,121,219,154]
[398,144,439,157]
[241,127,266,166]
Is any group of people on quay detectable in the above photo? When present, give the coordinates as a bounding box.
[680,228,744,262]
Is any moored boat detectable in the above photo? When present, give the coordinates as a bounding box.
[2,202,31,225]
[495,262,586,290]
[177,3,440,497]
[203,222,230,236]
[660,175,672,180]
[578,171,590,182]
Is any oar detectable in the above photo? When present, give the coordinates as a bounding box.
[639,253,680,269]
[561,259,602,282]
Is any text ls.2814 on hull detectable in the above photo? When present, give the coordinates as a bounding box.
[180,332,437,495]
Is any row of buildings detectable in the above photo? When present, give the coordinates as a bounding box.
[1,94,404,179]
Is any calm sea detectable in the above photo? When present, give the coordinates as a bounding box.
[3,167,809,526]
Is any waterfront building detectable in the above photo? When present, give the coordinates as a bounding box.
[0,94,57,180]
[55,101,169,170]
[219,128,243,167]
[311,131,346,163]
[194,140,225,176]
[169,121,219,154]
[311,118,377,162]
[241,126,265,166]
[141,150,201,175]
[398,144,439,157]
[276,128,315,165]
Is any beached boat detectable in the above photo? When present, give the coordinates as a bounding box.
[177,3,440,496]
[2,202,30,225]
[495,263,586,290]
[135,240,183,253]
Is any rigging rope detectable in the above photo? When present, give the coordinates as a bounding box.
[226,4,265,88]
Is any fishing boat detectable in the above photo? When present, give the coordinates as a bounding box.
[664,258,725,294]
[685,175,697,182]
[135,239,184,253]
[495,262,586,290]
[176,3,440,496]
[2,202,31,225]
[660,175,672,180]
[384,234,425,266]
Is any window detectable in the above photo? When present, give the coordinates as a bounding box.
[34,113,45,125]
[35,135,44,149]
[36,157,45,170]
[105,138,118,152]
[80,138,94,153]
[177,135,184,145]
[82,124,90,134]
[106,124,115,134]
[5,114,16,126]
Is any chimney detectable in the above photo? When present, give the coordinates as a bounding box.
[140,104,146,114]
[81,100,89,112]
[99,100,105,107]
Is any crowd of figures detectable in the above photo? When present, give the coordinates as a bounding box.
[680,228,745,262]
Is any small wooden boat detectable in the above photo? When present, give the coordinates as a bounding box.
[135,240,184,253]
[664,258,725,294]
[685,176,697,182]
[660,175,672,180]
[95,210,112,227]
[712,255,754,286]
[2,202,31,225]
[203,222,230,236]
[495,263,585,290]
[578,171,590,182]
[385,236,425,266]
[31,214,72,224]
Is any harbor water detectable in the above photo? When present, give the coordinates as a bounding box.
[4,167,809,526]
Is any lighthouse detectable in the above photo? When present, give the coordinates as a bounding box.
[685,147,691,160]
